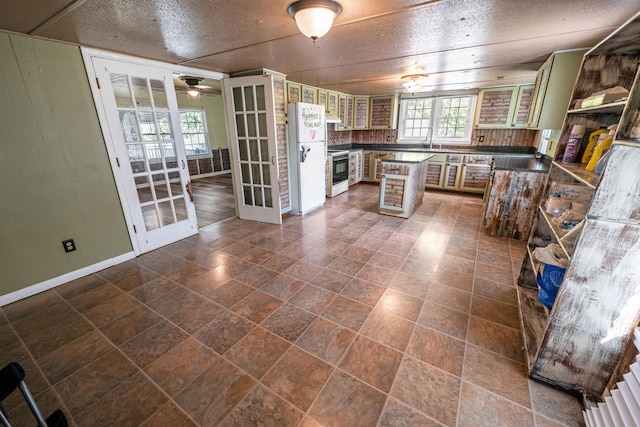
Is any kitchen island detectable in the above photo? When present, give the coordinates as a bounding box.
[379,152,434,218]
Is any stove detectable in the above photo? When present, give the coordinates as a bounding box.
[327,150,349,197]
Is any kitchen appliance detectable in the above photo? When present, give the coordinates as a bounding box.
[327,149,349,197]
[287,102,327,214]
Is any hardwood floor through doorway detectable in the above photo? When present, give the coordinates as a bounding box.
[191,174,236,228]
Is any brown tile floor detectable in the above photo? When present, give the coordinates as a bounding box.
[0,184,586,426]
[192,173,236,229]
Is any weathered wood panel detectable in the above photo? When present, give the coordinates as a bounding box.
[589,144,640,222]
[533,219,640,399]
[485,170,547,240]
[518,285,549,371]
[470,128,538,147]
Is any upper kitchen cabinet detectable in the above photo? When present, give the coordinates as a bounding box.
[354,96,369,129]
[318,89,328,111]
[327,91,339,116]
[302,85,317,104]
[287,82,302,104]
[526,49,586,130]
[474,84,534,129]
[369,95,399,129]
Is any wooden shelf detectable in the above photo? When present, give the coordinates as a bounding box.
[517,284,549,371]
[538,207,573,260]
[551,161,600,189]
[567,100,627,115]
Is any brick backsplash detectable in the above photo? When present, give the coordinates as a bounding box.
[327,128,536,147]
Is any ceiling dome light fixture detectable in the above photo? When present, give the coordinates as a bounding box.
[401,74,429,94]
[287,0,343,41]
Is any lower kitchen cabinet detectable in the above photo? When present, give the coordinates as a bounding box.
[348,150,363,185]
[362,151,391,183]
[459,155,492,192]
[425,153,491,193]
[424,154,446,188]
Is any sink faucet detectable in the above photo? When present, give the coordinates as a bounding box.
[426,128,440,150]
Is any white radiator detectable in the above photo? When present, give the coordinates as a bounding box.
[583,329,640,427]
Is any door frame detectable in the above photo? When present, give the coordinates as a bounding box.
[81,47,228,255]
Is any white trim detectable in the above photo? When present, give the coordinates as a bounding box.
[81,47,228,81]
[0,252,135,307]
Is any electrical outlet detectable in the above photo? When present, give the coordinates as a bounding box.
[479,135,485,142]
[62,239,76,253]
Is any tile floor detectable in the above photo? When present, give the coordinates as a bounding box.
[0,184,586,426]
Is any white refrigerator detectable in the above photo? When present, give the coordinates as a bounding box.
[287,102,327,215]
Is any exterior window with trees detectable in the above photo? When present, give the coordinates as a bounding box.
[398,94,477,144]
[179,110,210,156]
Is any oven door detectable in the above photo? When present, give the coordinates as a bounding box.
[332,154,349,184]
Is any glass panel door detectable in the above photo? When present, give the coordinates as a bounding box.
[224,75,281,224]
[89,57,197,254]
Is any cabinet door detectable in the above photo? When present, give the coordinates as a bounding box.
[287,82,302,104]
[302,85,317,104]
[318,90,328,111]
[338,94,347,130]
[327,91,339,116]
[369,95,399,129]
[425,161,445,188]
[348,151,357,185]
[346,96,354,129]
[443,154,463,189]
[443,163,461,189]
[362,151,375,181]
[460,164,490,192]
[475,86,517,128]
[527,58,552,128]
[354,97,369,129]
[380,174,408,212]
[355,151,363,183]
[512,85,534,128]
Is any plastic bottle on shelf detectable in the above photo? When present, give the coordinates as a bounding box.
[580,126,608,163]
[562,125,585,163]
[585,124,617,172]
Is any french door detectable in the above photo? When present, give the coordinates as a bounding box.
[223,75,281,224]
[88,56,197,254]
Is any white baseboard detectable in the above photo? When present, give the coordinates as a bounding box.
[0,252,136,307]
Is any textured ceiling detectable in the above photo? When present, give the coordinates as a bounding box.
[1,0,639,95]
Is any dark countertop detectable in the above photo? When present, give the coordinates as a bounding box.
[332,143,537,156]
[330,143,549,172]
[493,156,549,173]
[381,152,435,163]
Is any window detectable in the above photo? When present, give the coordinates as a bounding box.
[398,94,477,144]
[179,110,210,156]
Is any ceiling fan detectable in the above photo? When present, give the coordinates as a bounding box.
[177,75,213,96]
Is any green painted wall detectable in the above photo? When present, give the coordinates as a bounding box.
[176,92,228,149]
[0,33,132,296]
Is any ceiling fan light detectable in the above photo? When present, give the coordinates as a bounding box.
[287,0,342,40]
[187,87,200,97]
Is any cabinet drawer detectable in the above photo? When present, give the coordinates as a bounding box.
[447,154,464,163]
[463,155,493,165]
